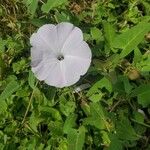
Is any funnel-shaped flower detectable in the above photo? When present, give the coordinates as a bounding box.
[30,22,92,88]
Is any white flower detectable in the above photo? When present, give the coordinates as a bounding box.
[30,22,92,88]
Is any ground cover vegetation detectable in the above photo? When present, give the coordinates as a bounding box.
[0,0,150,149]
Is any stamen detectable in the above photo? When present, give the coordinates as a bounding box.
[57,55,64,61]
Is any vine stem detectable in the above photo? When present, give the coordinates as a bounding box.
[21,91,34,125]
[21,82,38,125]
[109,99,122,112]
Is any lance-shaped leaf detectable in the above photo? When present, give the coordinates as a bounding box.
[131,84,150,107]
[112,21,150,58]
[63,114,77,134]
[116,118,139,141]
[41,0,68,13]
[103,21,116,51]
[25,0,38,18]
[28,71,36,89]
[67,126,85,150]
[0,80,19,113]
[83,102,110,130]
[0,80,20,101]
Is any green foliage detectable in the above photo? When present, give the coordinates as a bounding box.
[116,118,139,141]
[24,0,39,18]
[0,80,19,101]
[131,84,150,107]
[83,102,109,131]
[103,21,116,52]
[0,0,150,149]
[108,134,123,150]
[63,114,77,134]
[91,27,102,41]
[41,0,68,13]
[112,20,150,57]
[0,55,5,80]
[87,77,112,97]
[0,79,19,113]
[67,126,85,150]
[28,71,36,89]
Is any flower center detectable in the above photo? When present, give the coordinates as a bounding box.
[57,54,64,61]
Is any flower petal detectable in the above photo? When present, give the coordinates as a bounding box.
[56,22,74,50]
[31,46,56,68]
[63,41,92,59]
[61,26,83,53]
[31,47,43,67]
[62,55,91,86]
[32,58,58,81]
[30,24,59,54]
[44,62,66,88]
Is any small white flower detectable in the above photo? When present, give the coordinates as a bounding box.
[30,22,92,88]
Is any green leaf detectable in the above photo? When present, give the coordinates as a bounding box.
[131,84,150,97]
[59,96,76,116]
[54,11,70,23]
[87,77,112,96]
[101,131,111,146]
[140,53,150,72]
[0,100,7,113]
[138,91,150,107]
[107,134,123,150]
[28,71,36,89]
[0,38,6,52]
[39,106,62,121]
[0,55,5,80]
[25,0,38,18]
[41,0,68,13]
[131,84,150,107]
[48,121,63,136]
[83,103,109,130]
[30,18,49,27]
[0,80,19,113]
[133,47,142,63]
[89,92,103,103]
[116,118,139,141]
[80,101,91,116]
[0,80,20,100]
[63,114,77,134]
[67,126,85,150]
[12,59,27,74]
[103,21,116,51]
[134,111,144,123]
[119,76,133,94]
[29,112,43,132]
[91,27,102,41]
[112,21,150,58]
